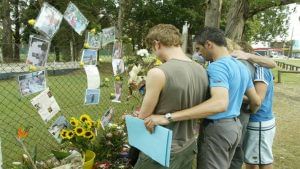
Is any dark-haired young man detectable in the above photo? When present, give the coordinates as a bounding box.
[144,27,261,169]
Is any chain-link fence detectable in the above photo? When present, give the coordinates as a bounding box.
[0,59,141,168]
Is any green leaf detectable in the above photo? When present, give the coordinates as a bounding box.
[51,150,71,161]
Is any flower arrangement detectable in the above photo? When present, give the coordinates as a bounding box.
[93,123,129,168]
[60,114,98,153]
[136,49,149,57]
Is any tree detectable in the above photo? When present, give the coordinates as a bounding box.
[12,0,21,62]
[224,0,297,41]
[1,0,13,62]
[224,0,246,40]
[204,0,223,28]
[123,0,205,48]
[243,5,290,42]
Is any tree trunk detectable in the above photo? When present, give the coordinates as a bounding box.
[2,0,13,63]
[14,0,21,62]
[55,47,60,62]
[204,0,223,28]
[224,0,248,41]
[117,0,125,39]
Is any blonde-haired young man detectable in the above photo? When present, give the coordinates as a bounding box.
[135,24,208,169]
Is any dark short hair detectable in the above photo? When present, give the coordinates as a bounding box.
[194,27,227,47]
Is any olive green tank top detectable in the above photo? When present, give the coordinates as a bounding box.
[154,59,209,152]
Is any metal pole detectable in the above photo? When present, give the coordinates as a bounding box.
[289,26,294,58]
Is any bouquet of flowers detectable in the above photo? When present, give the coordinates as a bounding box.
[93,123,128,168]
[60,114,99,153]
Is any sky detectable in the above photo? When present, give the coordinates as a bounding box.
[287,3,300,40]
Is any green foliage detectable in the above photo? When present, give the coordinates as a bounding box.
[123,0,205,48]
[243,5,290,42]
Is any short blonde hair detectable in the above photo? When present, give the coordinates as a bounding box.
[226,38,241,53]
[238,41,254,53]
[146,24,182,48]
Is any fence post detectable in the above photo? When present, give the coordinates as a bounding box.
[278,70,281,83]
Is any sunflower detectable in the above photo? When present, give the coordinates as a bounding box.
[70,118,80,127]
[60,129,68,139]
[91,121,96,128]
[85,121,93,129]
[80,114,91,122]
[66,131,75,139]
[97,119,102,129]
[74,127,85,136]
[83,131,93,139]
[89,132,96,141]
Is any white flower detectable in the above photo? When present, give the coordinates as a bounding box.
[128,65,142,84]
[137,49,149,57]
[12,162,22,165]
[108,123,118,128]
[22,154,28,159]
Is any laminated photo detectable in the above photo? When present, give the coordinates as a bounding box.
[34,2,63,39]
[100,108,114,129]
[30,88,61,123]
[26,35,51,67]
[84,89,100,105]
[86,32,101,49]
[18,70,46,96]
[84,65,100,89]
[48,116,69,143]
[112,59,125,76]
[101,27,115,46]
[112,81,122,103]
[64,2,89,35]
[112,41,123,59]
[81,49,98,65]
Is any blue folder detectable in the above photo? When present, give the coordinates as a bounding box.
[125,115,172,167]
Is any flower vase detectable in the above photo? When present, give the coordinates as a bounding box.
[83,150,96,169]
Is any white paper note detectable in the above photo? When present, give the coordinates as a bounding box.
[84,65,100,89]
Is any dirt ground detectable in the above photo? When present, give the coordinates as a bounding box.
[272,83,300,169]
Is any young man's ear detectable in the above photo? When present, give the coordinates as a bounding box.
[205,40,213,49]
[154,40,161,50]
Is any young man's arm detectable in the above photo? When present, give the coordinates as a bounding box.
[254,82,268,101]
[144,86,228,132]
[231,50,277,68]
[253,66,270,106]
[138,68,165,119]
[244,87,261,113]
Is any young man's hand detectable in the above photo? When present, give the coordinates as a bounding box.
[144,115,170,133]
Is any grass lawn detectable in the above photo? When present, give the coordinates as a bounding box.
[274,58,300,67]
[0,62,141,168]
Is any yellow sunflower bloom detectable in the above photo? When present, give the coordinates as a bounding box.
[83,131,93,139]
[85,121,93,129]
[91,121,96,128]
[80,114,92,123]
[97,119,102,129]
[89,132,96,141]
[70,118,80,127]
[60,129,68,139]
[74,127,85,136]
[66,131,75,139]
